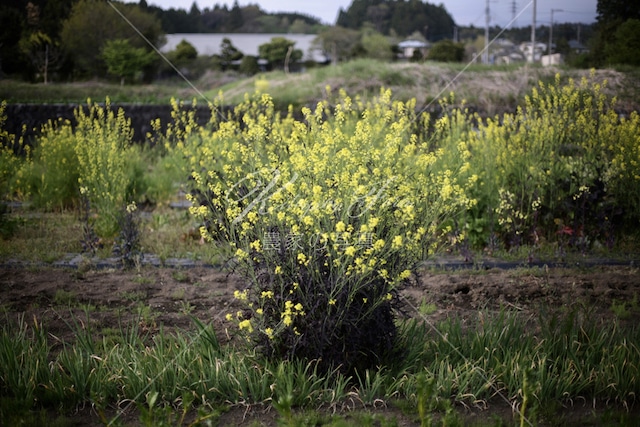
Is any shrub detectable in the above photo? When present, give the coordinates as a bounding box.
[26,119,80,210]
[459,72,640,252]
[74,99,135,237]
[181,89,474,373]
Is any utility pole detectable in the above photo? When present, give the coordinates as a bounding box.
[548,8,563,56]
[511,1,517,26]
[484,0,490,64]
[530,0,536,63]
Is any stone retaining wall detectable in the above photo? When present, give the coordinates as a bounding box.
[3,103,214,145]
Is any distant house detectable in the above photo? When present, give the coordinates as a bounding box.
[492,39,526,65]
[397,39,430,60]
[519,41,547,63]
[541,53,564,66]
[568,39,589,54]
[160,33,328,64]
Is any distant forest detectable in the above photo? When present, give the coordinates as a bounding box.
[146,0,594,44]
[0,0,598,80]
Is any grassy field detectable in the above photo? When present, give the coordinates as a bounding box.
[2,60,639,115]
[1,60,640,426]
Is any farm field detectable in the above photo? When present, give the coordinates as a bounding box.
[2,61,640,426]
[1,262,639,426]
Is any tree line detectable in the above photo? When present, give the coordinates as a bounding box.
[0,0,637,84]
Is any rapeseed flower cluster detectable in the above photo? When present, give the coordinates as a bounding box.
[182,87,474,372]
[455,72,640,250]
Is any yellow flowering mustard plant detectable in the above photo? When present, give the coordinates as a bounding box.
[182,87,473,373]
[74,99,135,237]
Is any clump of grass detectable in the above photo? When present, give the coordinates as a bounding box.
[1,307,638,425]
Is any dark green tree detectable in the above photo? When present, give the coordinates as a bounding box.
[313,26,361,64]
[258,37,302,71]
[239,55,260,75]
[604,19,640,66]
[0,6,28,77]
[593,0,640,65]
[19,31,62,84]
[229,0,244,31]
[102,38,154,85]
[219,37,243,70]
[60,0,162,77]
[337,0,455,40]
[173,39,198,62]
[426,39,465,62]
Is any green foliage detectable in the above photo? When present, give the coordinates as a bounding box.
[453,73,640,252]
[26,119,80,210]
[239,55,260,75]
[427,40,465,62]
[164,39,198,75]
[219,37,243,70]
[361,30,394,61]
[60,0,162,77]
[1,307,638,424]
[313,26,362,64]
[74,99,136,237]
[102,39,155,85]
[337,0,455,39]
[182,89,472,373]
[604,19,640,66]
[258,37,303,70]
[0,102,27,208]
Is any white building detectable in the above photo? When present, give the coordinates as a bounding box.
[160,33,328,63]
[519,41,547,63]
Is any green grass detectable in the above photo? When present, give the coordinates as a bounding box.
[3,61,637,115]
[0,79,196,104]
[0,206,224,264]
[0,307,638,426]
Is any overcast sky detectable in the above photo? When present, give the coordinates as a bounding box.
[143,0,598,28]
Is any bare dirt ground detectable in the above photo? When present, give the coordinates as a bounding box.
[1,263,639,425]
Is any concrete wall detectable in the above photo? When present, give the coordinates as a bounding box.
[3,103,214,145]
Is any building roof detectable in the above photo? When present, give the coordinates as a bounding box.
[160,33,327,62]
[398,39,430,49]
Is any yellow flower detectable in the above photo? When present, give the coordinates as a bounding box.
[261,290,274,299]
[249,240,262,251]
[297,252,308,265]
[235,248,248,259]
[335,221,346,233]
[265,327,274,339]
[238,319,253,332]
[225,313,233,321]
[233,290,248,300]
[391,235,403,249]
[256,308,263,315]
[274,265,283,274]
[329,299,336,305]
[283,314,293,326]
[344,246,356,256]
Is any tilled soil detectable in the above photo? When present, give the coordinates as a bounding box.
[1,263,639,425]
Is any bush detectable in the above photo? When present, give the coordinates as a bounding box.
[427,40,465,62]
[457,73,640,252]
[180,88,473,373]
